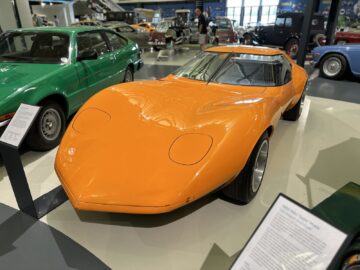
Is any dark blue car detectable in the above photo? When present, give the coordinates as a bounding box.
[312,44,360,80]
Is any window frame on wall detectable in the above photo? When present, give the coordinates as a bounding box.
[226,0,279,27]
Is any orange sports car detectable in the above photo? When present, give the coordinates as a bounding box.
[55,46,308,214]
[131,22,155,32]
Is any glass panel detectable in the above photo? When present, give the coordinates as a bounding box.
[173,52,229,81]
[251,7,259,23]
[261,6,270,24]
[227,7,235,20]
[269,6,277,23]
[105,32,127,51]
[268,0,279,5]
[285,17,292,27]
[244,0,260,6]
[234,7,241,17]
[0,32,69,63]
[212,54,283,86]
[227,0,242,7]
[275,17,285,27]
[77,32,109,55]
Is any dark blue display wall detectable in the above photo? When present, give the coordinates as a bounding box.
[120,1,226,18]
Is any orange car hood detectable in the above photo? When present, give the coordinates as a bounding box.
[56,77,266,208]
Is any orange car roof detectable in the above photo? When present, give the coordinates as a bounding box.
[206,45,284,56]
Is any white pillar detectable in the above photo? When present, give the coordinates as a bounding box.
[16,0,33,28]
[0,0,18,31]
[65,3,75,25]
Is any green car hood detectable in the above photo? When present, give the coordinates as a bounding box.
[0,62,65,114]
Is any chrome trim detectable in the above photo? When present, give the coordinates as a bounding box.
[0,119,11,128]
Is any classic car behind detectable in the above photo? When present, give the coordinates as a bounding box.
[71,20,102,27]
[312,44,360,79]
[213,17,238,44]
[55,45,308,214]
[335,31,360,44]
[244,13,326,58]
[0,27,142,150]
[103,21,150,49]
[149,18,190,50]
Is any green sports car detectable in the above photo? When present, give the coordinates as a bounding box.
[0,26,142,150]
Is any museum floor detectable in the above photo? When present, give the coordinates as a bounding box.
[0,49,360,269]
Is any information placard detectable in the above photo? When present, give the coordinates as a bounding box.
[0,104,40,148]
[231,195,348,270]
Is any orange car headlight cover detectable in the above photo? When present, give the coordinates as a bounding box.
[169,133,213,165]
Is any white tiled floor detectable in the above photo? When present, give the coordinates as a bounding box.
[0,96,359,269]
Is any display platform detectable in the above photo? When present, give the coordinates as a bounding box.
[0,51,359,269]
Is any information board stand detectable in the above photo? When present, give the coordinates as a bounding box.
[230,194,351,270]
[0,104,68,219]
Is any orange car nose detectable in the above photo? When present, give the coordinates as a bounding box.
[55,125,207,210]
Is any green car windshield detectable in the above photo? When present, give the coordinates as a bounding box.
[0,32,70,64]
[173,52,286,86]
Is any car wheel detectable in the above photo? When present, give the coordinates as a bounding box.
[319,53,347,80]
[123,67,134,82]
[285,38,299,59]
[313,33,326,46]
[243,34,253,45]
[153,46,160,51]
[26,101,66,151]
[221,132,269,204]
[283,86,306,121]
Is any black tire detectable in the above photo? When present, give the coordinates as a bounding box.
[123,66,134,82]
[319,53,347,80]
[243,34,253,45]
[283,86,306,121]
[26,101,66,151]
[153,46,160,51]
[285,38,299,59]
[221,132,269,204]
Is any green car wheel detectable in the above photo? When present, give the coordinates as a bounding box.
[26,101,66,151]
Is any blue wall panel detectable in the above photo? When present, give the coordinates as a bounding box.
[204,0,226,17]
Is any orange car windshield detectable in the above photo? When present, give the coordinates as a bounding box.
[173,52,228,81]
[173,52,287,87]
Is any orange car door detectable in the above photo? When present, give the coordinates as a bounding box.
[263,56,294,117]
[279,56,295,112]
[270,56,294,113]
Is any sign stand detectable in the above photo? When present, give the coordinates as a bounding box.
[0,104,68,219]
[0,142,68,219]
